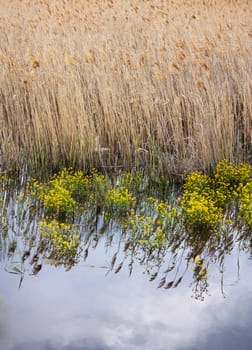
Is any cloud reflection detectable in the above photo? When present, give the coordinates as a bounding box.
[10,339,110,350]
[1,248,252,350]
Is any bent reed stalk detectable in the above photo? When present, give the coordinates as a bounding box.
[0,0,251,178]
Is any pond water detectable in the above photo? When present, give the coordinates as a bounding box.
[0,169,252,350]
[1,235,252,350]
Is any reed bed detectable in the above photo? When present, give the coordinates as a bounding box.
[0,0,251,178]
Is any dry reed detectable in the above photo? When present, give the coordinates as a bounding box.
[0,0,251,178]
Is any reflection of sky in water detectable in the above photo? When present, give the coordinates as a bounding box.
[0,242,252,350]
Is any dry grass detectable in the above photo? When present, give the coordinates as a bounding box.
[0,0,251,178]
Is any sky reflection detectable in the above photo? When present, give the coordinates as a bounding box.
[0,244,252,350]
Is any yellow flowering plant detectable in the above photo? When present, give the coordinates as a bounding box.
[214,160,252,206]
[39,220,80,263]
[28,168,93,218]
[181,172,222,233]
[105,186,136,217]
[183,193,223,233]
[192,255,208,279]
[238,182,252,228]
[181,160,252,234]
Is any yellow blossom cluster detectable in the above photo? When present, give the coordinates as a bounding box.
[39,220,80,261]
[181,172,222,233]
[181,160,252,233]
[183,172,213,197]
[183,193,223,233]
[56,169,91,202]
[105,186,136,216]
[43,185,76,214]
[214,160,252,205]
[238,182,252,228]
[192,255,208,280]
[29,168,92,216]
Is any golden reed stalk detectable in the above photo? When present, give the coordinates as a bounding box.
[0,0,251,178]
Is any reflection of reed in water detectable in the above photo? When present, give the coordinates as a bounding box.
[0,173,251,301]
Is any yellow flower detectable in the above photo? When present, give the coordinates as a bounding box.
[195,255,201,265]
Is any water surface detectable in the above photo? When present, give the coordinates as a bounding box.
[0,179,252,350]
[1,232,252,350]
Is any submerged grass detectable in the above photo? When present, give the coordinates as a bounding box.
[0,0,252,177]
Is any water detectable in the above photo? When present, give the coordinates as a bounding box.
[0,183,252,350]
[1,233,252,350]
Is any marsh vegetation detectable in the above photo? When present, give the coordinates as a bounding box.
[0,160,251,300]
[0,0,251,176]
[0,2,252,347]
